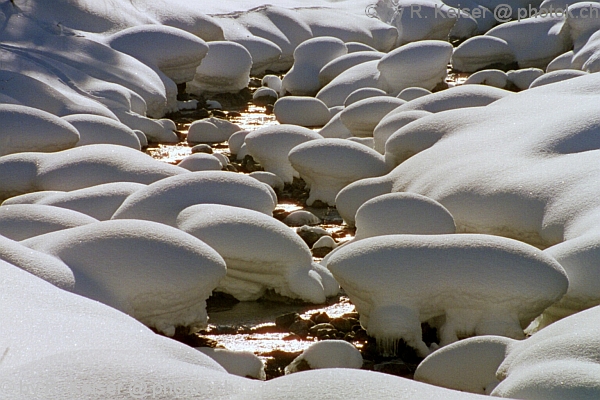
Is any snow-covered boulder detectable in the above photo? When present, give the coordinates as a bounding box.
[546,50,575,72]
[0,204,98,240]
[344,87,388,107]
[112,171,277,226]
[228,130,251,156]
[288,139,390,206]
[105,24,209,84]
[346,42,378,53]
[529,70,589,88]
[316,60,382,107]
[414,335,514,394]
[249,171,285,192]
[197,347,265,380]
[373,110,431,154]
[273,96,331,127]
[253,87,279,106]
[283,210,322,227]
[572,30,600,73]
[187,41,252,95]
[506,68,544,90]
[262,74,284,93]
[0,144,185,201]
[177,204,338,303]
[318,112,353,139]
[463,70,509,89]
[284,340,362,374]
[0,104,80,156]
[327,234,568,356]
[178,153,224,171]
[319,51,385,87]
[231,35,283,76]
[397,87,432,102]
[22,219,227,336]
[244,124,323,183]
[63,114,141,150]
[281,36,347,96]
[2,182,146,221]
[354,193,456,240]
[0,235,75,290]
[187,117,241,144]
[377,40,453,95]
[452,36,516,73]
[339,96,405,137]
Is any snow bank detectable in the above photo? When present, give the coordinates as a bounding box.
[0,204,97,240]
[0,104,80,156]
[289,138,390,206]
[197,347,265,380]
[354,193,456,240]
[273,97,331,127]
[112,171,276,226]
[284,340,362,374]
[0,144,184,201]
[327,234,568,356]
[177,204,338,303]
[22,219,227,336]
[245,124,323,183]
[339,96,405,137]
[63,114,141,150]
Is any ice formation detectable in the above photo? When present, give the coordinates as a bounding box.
[327,234,568,356]
[22,219,227,336]
[284,340,363,374]
[112,171,277,226]
[288,138,391,206]
[354,192,456,240]
[244,124,323,183]
[177,204,338,303]
[0,204,98,240]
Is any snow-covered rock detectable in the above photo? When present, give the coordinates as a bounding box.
[177,204,338,303]
[354,193,456,240]
[178,153,224,171]
[244,124,323,183]
[397,87,432,102]
[0,144,185,201]
[112,171,277,226]
[377,40,453,95]
[463,70,509,89]
[316,60,382,107]
[572,30,600,73]
[506,68,545,90]
[284,340,362,374]
[529,70,589,88]
[319,51,385,87]
[0,204,98,240]
[253,87,279,106]
[288,138,390,206]
[546,50,575,72]
[373,110,431,154]
[283,210,322,227]
[228,130,251,156]
[0,104,80,157]
[249,171,285,192]
[187,117,241,144]
[343,87,388,107]
[318,112,353,139]
[63,114,141,150]
[452,36,516,73]
[187,41,252,95]
[197,347,265,380]
[22,219,227,336]
[281,36,347,96]
[339,96,405,137]
[273,96,331,127]
[327,234,568,356]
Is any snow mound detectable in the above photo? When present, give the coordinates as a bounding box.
[397,87,432,102]
[0,144,184,201]
[572,30,600,73]
[283,210,322,227]
[177,204,338,303]
[547,50,575,72]
[0,204,98,240]
[197,347,266,380]
[3,182,146,221]
[464,70,509,89]
[319,51,385,87]
[327,234,568,356]
[0,104,80,156]
[63,114,141,150]
[22,219,227,336]
[178,153,224,172]
[339,96,405,137]
[249,171,285,192]
[529,70,589,88]
[452,36,516,73]
[187,41,252,95]
[253,87,279,106]
[506,68,544,90]
[284,340,362,374]
[415,335,515,394]
[344,87,388,107]
[228,130,251,156]
[112,171,276,226]
[187,117,241,144]
[245,124,323,183]
[282,36,347,96]
[354,193,456,240]
[373,110,431,154]
[289,138,391,206]
[316,60,382,107]
[318,112,353,139]
[0,235,75,290]
[273,96,331,127]
[377,40,453,95]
